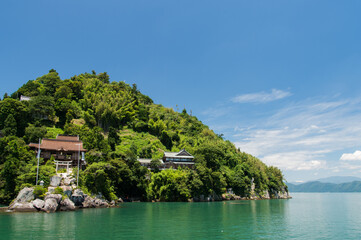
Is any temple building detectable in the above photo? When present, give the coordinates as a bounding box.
[163,149,195,168]
[20,95,31,101]
[138,149,195,170]
[29,135,87,172]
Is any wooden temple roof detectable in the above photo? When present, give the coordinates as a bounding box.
[29,135,87,152]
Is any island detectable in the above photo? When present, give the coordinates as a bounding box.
[0,70,290,212]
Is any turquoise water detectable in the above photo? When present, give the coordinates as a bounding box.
[1,193,361,239]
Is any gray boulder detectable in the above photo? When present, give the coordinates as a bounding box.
[82,196,96,208]
[9,202,37,212]
[47,187,56,194]
[60,198,75,211]
[63,177,76,186]
[70,189,85,206]
[63,178,71,186]
[32,199,45,210]
[50,175,62,187]
[73,189,84,196]
[45,194,62,204]
[94,198,109,208]
[9,187,35,210]
[42,198,58,213]
[82,196,109,208]
[42,194,62,213]
[15,187,34,203]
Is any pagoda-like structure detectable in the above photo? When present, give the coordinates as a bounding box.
[163,149,195,169]
[138,149,195,170]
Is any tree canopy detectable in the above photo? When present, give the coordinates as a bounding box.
[0,70,288,204]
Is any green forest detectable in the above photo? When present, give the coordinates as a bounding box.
[0,70,287,204]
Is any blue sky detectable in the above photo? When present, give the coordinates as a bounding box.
[2,0,361,182]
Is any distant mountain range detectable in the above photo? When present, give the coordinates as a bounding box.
[287,176,361,192]
[311,176,361,184]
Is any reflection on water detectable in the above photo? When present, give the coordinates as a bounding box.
[1,194,361,239]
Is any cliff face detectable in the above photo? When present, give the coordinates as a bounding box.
[249,181,291,200]
[271,187,291,199]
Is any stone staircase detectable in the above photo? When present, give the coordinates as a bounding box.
[48,169,77,196]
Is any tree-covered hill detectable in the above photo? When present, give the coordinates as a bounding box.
[0,70,288,203]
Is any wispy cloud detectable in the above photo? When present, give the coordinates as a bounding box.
[233,97,361,173]
[201,106,231,119]
[202,90,361,180]
[232,89,291,103]
[202,89,291,120]
[339,162,361,170]
[262,151,327,170]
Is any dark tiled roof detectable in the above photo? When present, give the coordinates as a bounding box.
[56,135,79,141]
[163,149,194,159]
[29,135,86,152]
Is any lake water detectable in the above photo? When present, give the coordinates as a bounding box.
[1,193,361,239]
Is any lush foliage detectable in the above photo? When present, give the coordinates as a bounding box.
[33,185,47,199]
[53,187,64,195]
[0,70,287,203]
[147,169,191,201]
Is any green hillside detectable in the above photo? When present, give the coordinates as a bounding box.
[0,70,287,203]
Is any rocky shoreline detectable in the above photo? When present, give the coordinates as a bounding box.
[4,188,291,213]
[191,188,291,202]
[4,174,290,213]
[7,187,118,213]
[6,172,120,213]
[221,190,291,201]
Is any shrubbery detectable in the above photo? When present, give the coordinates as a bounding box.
[34,185,46,199]
[53,187,64,195]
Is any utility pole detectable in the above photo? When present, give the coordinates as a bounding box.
[77,143,80,188]
[36,138,41,185]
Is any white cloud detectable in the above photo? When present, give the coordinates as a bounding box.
[340,151,361,161]
[233,97,361,173]
[232,89,291,103]
[261,152,326,170]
